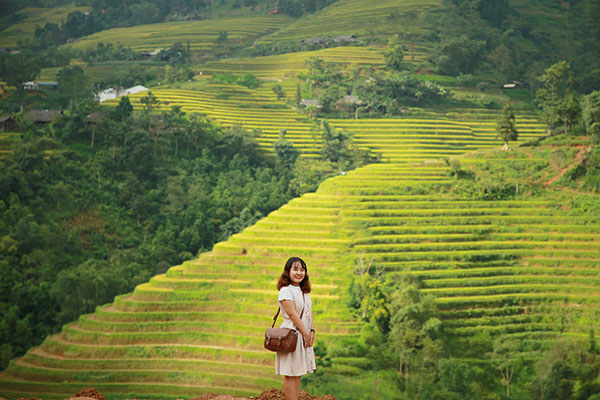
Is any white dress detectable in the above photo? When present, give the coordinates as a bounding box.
[275,285,317,376]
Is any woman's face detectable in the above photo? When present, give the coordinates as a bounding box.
[289,261,306,286]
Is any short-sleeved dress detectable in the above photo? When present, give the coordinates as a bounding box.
[275,284,317,376]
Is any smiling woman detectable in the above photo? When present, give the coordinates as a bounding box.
[275,257,317,400]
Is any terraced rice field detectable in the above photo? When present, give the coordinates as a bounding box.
[0,5,90,48]
[113,79,545,163]
[62,15,292,53]
[329,163,600,353]
[3,151,597,397]
[329,118,545,163]
[202,46,387,79]
[260,0,440,45]
[116,83,323,158]
[0,188,358,399]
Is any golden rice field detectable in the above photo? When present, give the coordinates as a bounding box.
[260,0,441,43]
[2,146,598,398]
[202,46,387,79]
[111,79,545,163]
[62,15,293,53]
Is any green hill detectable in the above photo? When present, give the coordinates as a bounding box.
[259,0,440,44]
[0,5,90,48]
[2,130,599,398]
[62,15,293,53]
[2,0,600,398]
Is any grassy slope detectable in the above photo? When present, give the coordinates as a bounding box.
[61,15,293,53]
[259,0,441,42]
[2,132,598,399]
[0,6,90,48]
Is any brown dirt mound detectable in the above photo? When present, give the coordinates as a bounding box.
[191,388,337,400]
[69,387,105,400]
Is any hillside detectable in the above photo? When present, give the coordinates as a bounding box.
[0,5,90,48]
[3,127,600,399]
[1,0,600,399]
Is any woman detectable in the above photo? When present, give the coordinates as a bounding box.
[276,256,316,400]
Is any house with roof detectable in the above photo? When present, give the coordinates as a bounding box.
[0,115,15,131]
[25,110,63,125]
[300,99,323,109]
[339,95,362,105]
[333,35,361,44]
[336,95,363,119]
[301,36,331,46]
[23,81,59,91]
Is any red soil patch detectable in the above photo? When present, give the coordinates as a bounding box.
[71,387,105,400]
[191,388,337,400]
[544,145,591,186]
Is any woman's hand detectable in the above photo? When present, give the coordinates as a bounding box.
[303,332,312,348]
[309,330,315,347]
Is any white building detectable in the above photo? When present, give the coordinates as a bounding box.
[97,85,148,103]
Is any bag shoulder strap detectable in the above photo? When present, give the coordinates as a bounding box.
[271,291,305,328]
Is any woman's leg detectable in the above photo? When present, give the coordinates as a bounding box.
[284,375,301,400]
[295,376,301,396]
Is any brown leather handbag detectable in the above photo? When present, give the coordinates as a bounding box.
[264,295,305,353]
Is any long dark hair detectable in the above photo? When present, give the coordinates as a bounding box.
[277,257,311,293]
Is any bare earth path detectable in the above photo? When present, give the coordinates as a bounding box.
[544,145,592,186]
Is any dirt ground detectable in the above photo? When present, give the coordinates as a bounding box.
[9,387,337,400]
[191,388,337,400]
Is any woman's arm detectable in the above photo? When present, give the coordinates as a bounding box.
[280,300,310,343]
[309,309,316,347]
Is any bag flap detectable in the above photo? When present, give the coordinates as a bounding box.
[265,328,296,339]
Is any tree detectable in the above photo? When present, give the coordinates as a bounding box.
[497,102,518,151]
[320,121,350,163]
[582,91,600,143]
[389,276,442,396]
[273,130,299,170]
[50,260,126,325]
[361,275,390,334]
[434,359,476,400]
[130,1,160,25]
[57,66,91,108]
[478,0,510,28]
[432,35,485,76]
[557,92,581,135]
[140,91,160,113]
[113,96,133,121]
[3,52,41,111]
[384,35,404,71]
[492,339,519,398]
[272,84,286,101]
[164,105,188,157]
[139,91,164,158]
[535,61,571,135]
[296,83,302,106]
